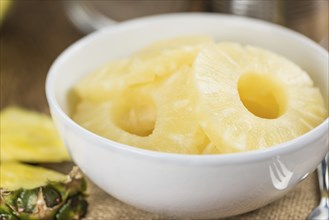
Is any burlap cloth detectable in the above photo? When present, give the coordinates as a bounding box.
[43,161,320,220]
[0,2,325,220]
[84,172,319,220]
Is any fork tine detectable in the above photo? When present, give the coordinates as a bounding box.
[273,160,286,180]
[270,158,294,190]
[269,164,279,183]
[270,163,281,182]
[276,158,291,175]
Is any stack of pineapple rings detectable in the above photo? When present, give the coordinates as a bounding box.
[73,36,327,154]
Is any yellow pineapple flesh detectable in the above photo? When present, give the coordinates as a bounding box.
[73,59,132,102]
[135,35,214,58]
[71,37,327,155]
[126,36,213,86]
[0,162,66,190]
[73,66,208,154]
[192,42,327,153]
[0,107,70,162]
[73,36,213,102]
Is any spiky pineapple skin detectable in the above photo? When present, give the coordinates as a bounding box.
[54,195,88,220]
[0,202,19,220]
[0,166,88,220]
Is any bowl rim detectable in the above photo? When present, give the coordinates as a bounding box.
[46,12,329,165]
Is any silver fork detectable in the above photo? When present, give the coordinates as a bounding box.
[307,152,329,220]
[269,157,293,190]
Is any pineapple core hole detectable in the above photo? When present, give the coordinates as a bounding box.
[111,93,156,136]
[238,73,287,119]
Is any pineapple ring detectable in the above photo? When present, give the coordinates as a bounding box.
[72,59,132,102]
[193,42,327,153]
[73,36,213,103]
[73,67,208,154]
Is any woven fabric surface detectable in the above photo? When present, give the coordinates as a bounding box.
[84,172,319,220]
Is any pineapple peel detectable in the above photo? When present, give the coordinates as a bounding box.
[0,107,71,162]
[0,162,88,220]
[72,36,327,154]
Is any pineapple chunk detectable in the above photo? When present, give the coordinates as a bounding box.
[0,162,88,220]
[126,35,213,86]
[73,36,213,102]
[73,59,132,102]
[73,67,208,154]
[0,107,70,162]
[192,42,327,153]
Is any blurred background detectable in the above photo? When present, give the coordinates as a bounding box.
[64,0,329,43]
[1,0,328,112]
[0,1,328,219]
[1,0,328,111]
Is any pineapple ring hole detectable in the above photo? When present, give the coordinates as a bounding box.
[238,73,287,119]
[111,92,156,136]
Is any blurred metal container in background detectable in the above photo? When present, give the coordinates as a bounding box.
[64,0,193,34]
[65,0,328,48]
[210,0,328,46]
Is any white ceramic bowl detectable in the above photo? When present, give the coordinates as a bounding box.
[46,13,329,219]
